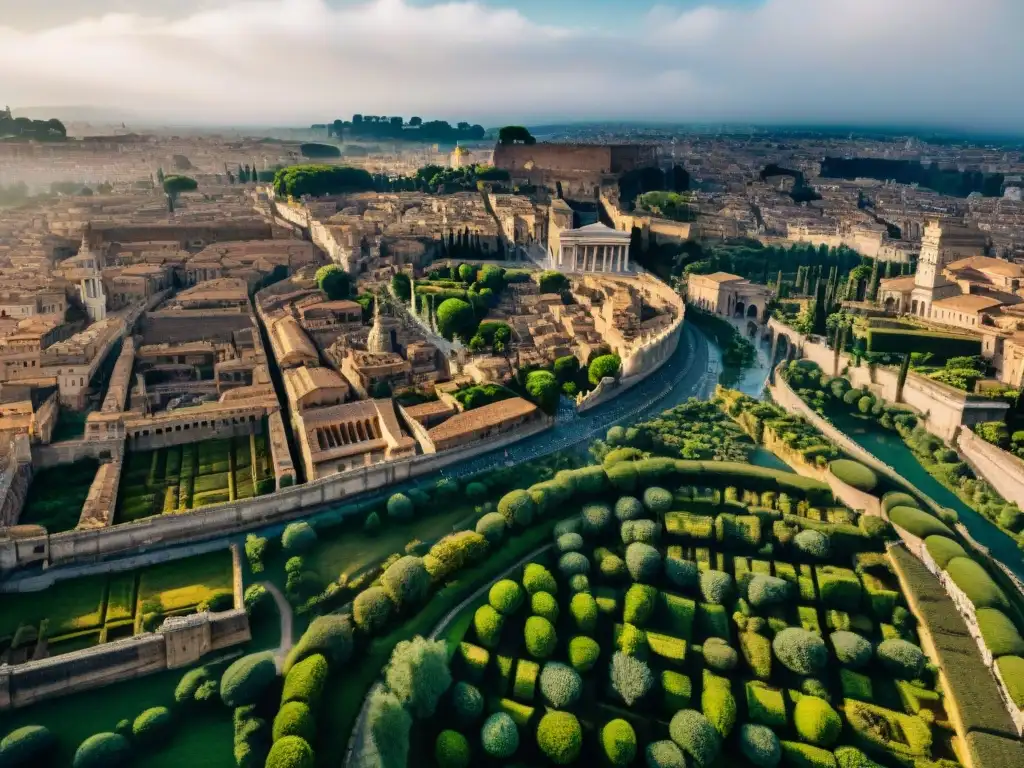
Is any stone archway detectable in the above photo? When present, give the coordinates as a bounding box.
[746,303,759,319]
[884,297,896,314]
[734,300,746,318]
[911,299,919,315]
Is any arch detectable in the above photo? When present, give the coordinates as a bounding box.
[746,303,759,318]
[884,296,896,314]
[774,333,792,363]
[734,300,746,318]
[911,299,919,315]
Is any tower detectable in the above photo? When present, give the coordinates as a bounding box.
[366,294,390,354]
[910,219,987,317]
[76,236,108,321]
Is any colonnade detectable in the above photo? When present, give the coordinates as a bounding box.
[557,242,629,273]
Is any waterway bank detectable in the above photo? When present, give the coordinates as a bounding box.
[828,408,1024,581]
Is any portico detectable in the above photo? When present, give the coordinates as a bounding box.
[555,222,632,274]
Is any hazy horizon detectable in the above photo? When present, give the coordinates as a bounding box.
[2,0,1022,132]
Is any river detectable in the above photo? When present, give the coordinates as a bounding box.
[827,408,1024,580]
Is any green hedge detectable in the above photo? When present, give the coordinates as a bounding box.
[924,535,967,569]
[779,740,838,768]
[829,460,878,493]
[0,725,55,767]
[945,556,1010,610]
[995,656,1024,707]
[881,492,918,513]
[888,506,953,539]
[866,327,982,357]
[977,608,1024,657]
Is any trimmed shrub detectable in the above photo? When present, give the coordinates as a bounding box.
[817,566,863,611]
[739,630,772,679]
[945,556,1009,609]
[882,492,917,513]
[473,604,504,649]
[386,493,414,522]
[582,502,613,535]
[285,614,353,672]
[747,574,790,608]
[793,529,830,559]
[451,681,484,724]
[702,637,738,672]
[889,506,953,539]
[174,665,218,706]
[475,512,507,544]
[626,542,662,583]
[669,709,720,767]
[794,695,842,747]
[72,733,131,768]
[558,551,590,577]
[924,535,967,569]
[835,746,883,768]
[662,669,692,711]
[772,628,828,676]
[523,563,557,594]
[489,579,524,615]
[537,711,583,765]
[611,650,654,705]
[381,556,430,609]
[571,574,590,593]
[424,531,488,582]
[281,522,317,554]
[702,670,737,737]
[877,638,926,678]
[622,519,661,545]
[699,570,734,605]
[779,741,838,768]
[829,460,878,492]
[557,532,584,552]
[616,495,645,521]
[617,622,647,656]
[480,712,519,758]
[385,636,452,718]
[643,486,673,514]
[746,681,787,727]
[435,730,471,768]
[272,702,315,743]
[368,689,410,768]
[132,706,173,744]
[646,740,686,768]
[0,725,55,768]
[601,553,629,580]
[602,719,638,767]
[531,591,559,623]
[665,556,699,589]
[625,584,659,626]
[977,608,1024,657]
[570,593,598,634]
[498,489,535,527]
[569,634,598,671]
[220,652,277,707]
[353,587,394,634]
[265,735,314,768]
[539,662,583,708]
[281,654,327,709]
[739,723,782,768]
[831,630,872,668]
[525,616,557,659]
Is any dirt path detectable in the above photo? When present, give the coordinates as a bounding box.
[260,581,294,671]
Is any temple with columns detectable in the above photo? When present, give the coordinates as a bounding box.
[552,222,632,274]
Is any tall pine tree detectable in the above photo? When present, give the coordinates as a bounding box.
[812,277,827,335]
[866,259,881,302]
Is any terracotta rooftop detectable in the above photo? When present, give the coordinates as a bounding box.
[427,396,538,444]
[931,294,1004,312]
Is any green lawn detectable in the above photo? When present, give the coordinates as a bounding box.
[19,459,99,533]
[0,549,234,657]
[115,434,272,523]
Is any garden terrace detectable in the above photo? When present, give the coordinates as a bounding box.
[18,459,99,533]
[0,549,233,663]
[385,465,966,768]
[115,434,273,523]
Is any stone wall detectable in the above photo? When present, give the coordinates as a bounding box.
[140,311,254,345]
[957,429,1024,511]
[31,438,123,469]
[0,418,551,573]
[0,608,250,711]
[768,318,1009,442]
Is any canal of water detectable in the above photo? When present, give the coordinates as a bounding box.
[827,408,1024,580]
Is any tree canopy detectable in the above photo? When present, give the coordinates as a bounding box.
[162,175,198,197]
[300,143,342,159]
[0,115,66,141]
[273,165,375,198]
[498,126,536,145]
[315,265,352,300]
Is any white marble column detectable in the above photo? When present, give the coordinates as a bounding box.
[602,246,608,272]
[623,245,629,272]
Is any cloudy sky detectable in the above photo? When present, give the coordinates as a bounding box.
[1,0,1022,130]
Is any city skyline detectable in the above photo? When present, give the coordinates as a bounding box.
[2,0,1022,131]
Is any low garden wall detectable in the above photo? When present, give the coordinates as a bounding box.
[957,429,1024,511]
[0,418,552,574]
[0,608,250,711]
[31,438,124,469]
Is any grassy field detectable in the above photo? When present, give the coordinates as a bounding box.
[115,434,272,523]
[19,459,99,533]
[0,549,233,659]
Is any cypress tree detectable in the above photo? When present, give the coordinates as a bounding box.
[812,278,827,336]
[866,259,881,302]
